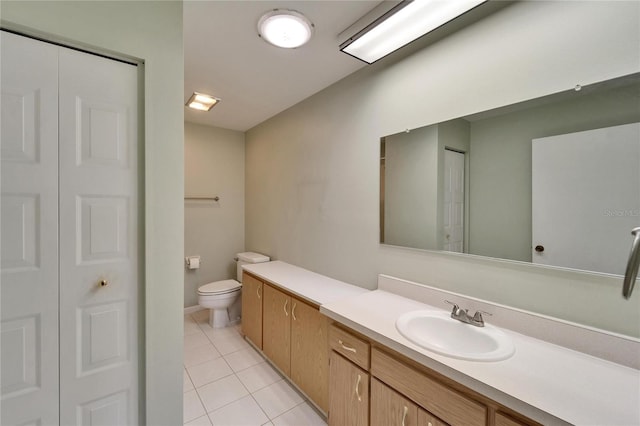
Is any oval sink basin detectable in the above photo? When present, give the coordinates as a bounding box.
[396,310,515,362]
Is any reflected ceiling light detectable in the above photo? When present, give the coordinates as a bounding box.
[186,92,220,111]
[258,9,314,49]
[341,0,487,64]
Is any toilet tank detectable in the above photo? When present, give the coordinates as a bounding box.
[236,252,270,282]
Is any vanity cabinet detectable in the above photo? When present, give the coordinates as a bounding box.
[329,351,369,426]
[372,348,486,426]
[261,283,329,412]
[328,323,540,426]
[241,272,263,348]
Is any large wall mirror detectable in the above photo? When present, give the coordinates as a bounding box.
[380,72,640,277]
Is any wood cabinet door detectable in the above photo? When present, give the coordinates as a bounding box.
[291,298,329,412]
[328,352,369,426]
[418,408,449,426]
[371,378,419,426]
[241,273,263,349]
[263,284,291,376]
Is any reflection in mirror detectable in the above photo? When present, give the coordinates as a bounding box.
[380,73,640,276]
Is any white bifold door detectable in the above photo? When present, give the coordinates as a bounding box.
[1,31,140,425]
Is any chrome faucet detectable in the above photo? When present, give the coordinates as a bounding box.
[445,300,491,327]
[622,227,640,299]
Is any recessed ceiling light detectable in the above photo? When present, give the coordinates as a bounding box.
[186,92,220,111]
[258,9,314,49]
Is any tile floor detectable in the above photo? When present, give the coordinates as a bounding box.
[183,310,328,426]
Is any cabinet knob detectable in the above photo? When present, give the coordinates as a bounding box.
[99,279,108,287]
[535,245,545,252]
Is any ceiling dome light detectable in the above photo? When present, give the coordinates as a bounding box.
[258,9,314,49]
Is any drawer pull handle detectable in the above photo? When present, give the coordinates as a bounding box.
[338,340,357,353]
[257,285,261,299]
[284,299,289,316]
[292,302,297,321]
[401,406,408,426]
[355,374,362,402]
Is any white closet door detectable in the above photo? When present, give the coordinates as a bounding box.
[58,48,139,425]
[1,32,60,426]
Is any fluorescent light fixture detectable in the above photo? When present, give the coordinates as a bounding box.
[258,9,314,49]
[186,92,220,111]
[341,0,487,64]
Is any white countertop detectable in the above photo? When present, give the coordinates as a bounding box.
[242,260,368,306]
[321,290,640,426]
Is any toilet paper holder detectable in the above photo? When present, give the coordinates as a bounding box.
[185,256,201,269]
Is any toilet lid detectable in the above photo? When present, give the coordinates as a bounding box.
[198,279,241,295]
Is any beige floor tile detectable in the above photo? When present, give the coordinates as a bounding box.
[187,357,233,388]
[236,362,282,393]
[252,380,304,419]
[184,342,222,368]
[197,374,249,413]
[183,389,206,424]
[208,395,269,426]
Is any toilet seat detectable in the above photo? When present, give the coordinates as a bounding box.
[198,279,241,296]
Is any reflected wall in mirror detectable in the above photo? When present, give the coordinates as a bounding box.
[380,73,640,276]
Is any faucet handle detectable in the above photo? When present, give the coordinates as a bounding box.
[471,310,492,325]
[444,300,461,314]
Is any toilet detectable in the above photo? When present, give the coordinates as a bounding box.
[197,252,270,328]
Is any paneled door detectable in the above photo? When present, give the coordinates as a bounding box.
[443,149,465,253]
[532,123,640,274]
[58,47,139,425]
[0,31,140,425]
[1,31,60,426]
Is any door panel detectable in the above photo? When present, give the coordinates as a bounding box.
[58,47,139,425]
[290,299,328,412]
[328,352,369,426]
[1,31,60,426]
[262,284,291,376]
[443,149,465,253]
[371,378,419,426]
[241,273,263,348]
[532,123,640,274]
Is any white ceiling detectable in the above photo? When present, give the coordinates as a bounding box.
[184,1,382,132]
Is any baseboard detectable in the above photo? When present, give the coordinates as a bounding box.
[184,305,205,315]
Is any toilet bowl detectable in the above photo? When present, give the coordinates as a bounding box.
[197,252,269,328]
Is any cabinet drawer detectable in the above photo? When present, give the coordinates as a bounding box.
[371,348,486,426]
[329,324,370,370]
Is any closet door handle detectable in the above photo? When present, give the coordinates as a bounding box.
[284,299,289,316]
[401,406,408,426]
[338,340,357,353]
[355,374,362,402]
[292,302,297,321]
[256,285,261,299]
